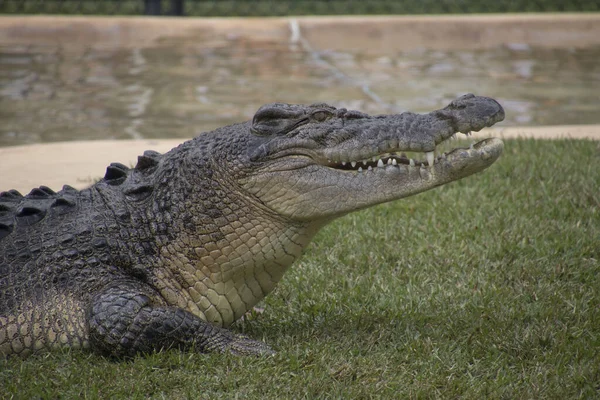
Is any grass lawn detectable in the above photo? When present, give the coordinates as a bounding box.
[1,138,599,399]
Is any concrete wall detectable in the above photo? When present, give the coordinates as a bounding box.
[1,14,600,53]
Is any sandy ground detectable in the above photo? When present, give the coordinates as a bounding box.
[1,124,598,194]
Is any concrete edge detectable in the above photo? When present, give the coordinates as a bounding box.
[1,14,599,52]
[1,125,598,193]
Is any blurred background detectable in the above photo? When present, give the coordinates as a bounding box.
[1,0,598,16]
[0,0,599,147]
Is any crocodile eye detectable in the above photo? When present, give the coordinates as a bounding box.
[251,104,307,136]
[311,111,331,122]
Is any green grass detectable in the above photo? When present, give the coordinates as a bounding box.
[1,138,599,399]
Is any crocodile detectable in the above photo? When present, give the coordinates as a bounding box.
[0,94,504,358]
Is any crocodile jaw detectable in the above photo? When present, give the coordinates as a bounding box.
[244,137,503,221]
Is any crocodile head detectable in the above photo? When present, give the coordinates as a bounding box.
[90,93,505,327]
[236,93,504,222]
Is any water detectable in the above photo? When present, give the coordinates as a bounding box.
[1,39,599,147]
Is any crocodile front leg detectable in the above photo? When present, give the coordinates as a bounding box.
[87,281,273,357]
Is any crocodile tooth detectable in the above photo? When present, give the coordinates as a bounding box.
[387,158,392,165]
[392,159,397,166]
[351,161,357,168]
[341,161,346,166]
[358,167,363,172]
[377,159,384,168]
[409,159,415,167]
[362,160,368,166]
[426,151,435,166]
[372,156,378,162]
[368,166,373,171]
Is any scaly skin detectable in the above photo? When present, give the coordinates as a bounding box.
[0,94,504,358]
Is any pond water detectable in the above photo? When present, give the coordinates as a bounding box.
[0,39,599,147]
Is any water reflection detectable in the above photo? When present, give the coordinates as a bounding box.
[0,41,598,147]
